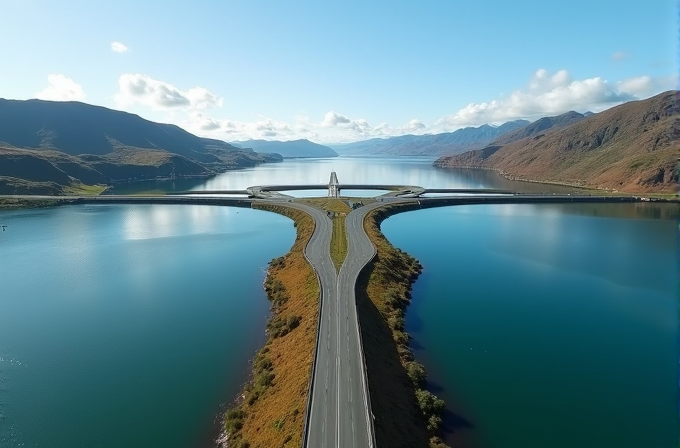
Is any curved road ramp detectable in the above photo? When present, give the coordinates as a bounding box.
[280,201,378,448]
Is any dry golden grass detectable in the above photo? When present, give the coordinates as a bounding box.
[299,198,352,271]
[223,200,452,448]
[299,197,351,213]
[223,204,319,448]
[330,215,347,271]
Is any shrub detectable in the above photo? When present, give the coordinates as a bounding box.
[429,436,449,448]
[267,315,302,338]
[397,345,414,361]
[406,361,427,387]
[426,415,442,432]
[387,315,404,331]
[254,356,273,373]
[393,330,409,345]
[225,409,246,434]
[255,371,274,388]
[415,389,445,416]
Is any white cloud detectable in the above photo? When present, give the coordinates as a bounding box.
[321,111,351,127]
[611,51,628,61]
[134,68,673,143]
[617,75,677,98]
[316,111,419,141]
[35,74,86,101]
[184,112,309,141]
[181,109,405,143]
[115,74,223,110]
[431,69,664,130]
[403,119,426,132]
[111,41,129,53]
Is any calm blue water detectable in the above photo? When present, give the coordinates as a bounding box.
[1,157,677,447]
[0,204,295,448]
[104,156,581,196]
[382,203,679,448]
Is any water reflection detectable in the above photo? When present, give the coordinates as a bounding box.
[116,204,243,240]
[105,157,589,195]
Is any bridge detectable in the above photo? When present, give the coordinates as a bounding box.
[1,184,674,448]
[329,171,340,197]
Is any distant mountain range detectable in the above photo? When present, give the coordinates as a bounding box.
[435,91,679,193]
[232,139,338,158]
[0,99,281,194]
[329,120,530,157]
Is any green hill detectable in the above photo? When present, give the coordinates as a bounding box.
[0,99,282,194]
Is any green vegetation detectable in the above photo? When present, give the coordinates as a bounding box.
[0,197,67,209]
[264,275,289,308]
[267,315,301,338]
[64,183,108,196]
[415,389,446,431]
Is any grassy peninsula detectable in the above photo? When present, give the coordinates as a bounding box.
[222,199,452,448]
[221,204,319,448]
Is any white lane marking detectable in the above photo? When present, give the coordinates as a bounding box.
[336,356,340,448]
[336,277,341,448]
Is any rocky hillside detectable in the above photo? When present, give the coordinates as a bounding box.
[434,91,679,194]
[0,99,282,194]
[493,111,588,145]
[330,120,529,156]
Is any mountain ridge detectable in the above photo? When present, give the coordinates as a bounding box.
[329,120,531,156]
[232,139,338,158]
[434,91,679,193]
[0,99,282,194]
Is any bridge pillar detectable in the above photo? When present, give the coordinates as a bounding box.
[328,171,340,198]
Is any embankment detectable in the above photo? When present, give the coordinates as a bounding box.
[221,204,319,448]
[358,202,451,448]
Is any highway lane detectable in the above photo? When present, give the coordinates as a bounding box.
[276,201,378,448]
[338,201,397,448]
[264,202,342,448]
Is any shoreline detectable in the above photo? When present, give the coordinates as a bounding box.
[220,204,319,448]
[358,202,452,448]
[433,163,678,196]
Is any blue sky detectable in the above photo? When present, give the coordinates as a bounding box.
[0,0,676,143]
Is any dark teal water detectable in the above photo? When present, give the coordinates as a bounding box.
[0,204,295,448]
[382,203,679,448]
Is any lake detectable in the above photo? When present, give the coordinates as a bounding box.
[382,202,679,448]
[0,157,677,447]
[0,204,295,447]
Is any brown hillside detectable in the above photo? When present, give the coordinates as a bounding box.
[435,91,680,193]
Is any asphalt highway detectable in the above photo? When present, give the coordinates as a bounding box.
[280,201,376,448]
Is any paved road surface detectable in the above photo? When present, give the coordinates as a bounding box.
[279,201,376,448]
